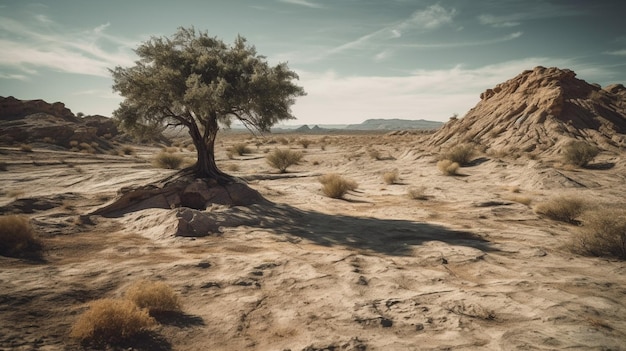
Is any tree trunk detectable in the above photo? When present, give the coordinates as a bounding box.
[189,117,231,183]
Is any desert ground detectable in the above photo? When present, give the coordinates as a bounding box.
[1,131,625,350]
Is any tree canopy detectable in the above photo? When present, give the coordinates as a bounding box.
[111,27,305,181]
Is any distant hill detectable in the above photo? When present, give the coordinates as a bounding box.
[346,118,443,131]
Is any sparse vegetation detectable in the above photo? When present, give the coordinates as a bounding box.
[153,152,184,169]
[266,149,303,173]
[441,144,475,165]
[125,280,182,314]
[534,195,586,223]
[120,145,135,155]
[230,143,251,156]
[573,209,626,259]
[319,173,358,199]
[383,169,399,184]
[562,140,599,167]
[20,144,33,152]
[70,298,156,344]
[437,159,460,176]
[0,215,42,258]
[298,139,312,149]
[408,186,428,200]
[368,148,381,160]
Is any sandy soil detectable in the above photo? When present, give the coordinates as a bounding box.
[1,132,625,351]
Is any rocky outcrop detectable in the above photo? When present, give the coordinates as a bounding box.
[0,96,120,149]
[429,67,626,155]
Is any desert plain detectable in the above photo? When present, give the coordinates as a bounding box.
[1,127,625,350]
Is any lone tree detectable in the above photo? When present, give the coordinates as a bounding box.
[111,27,305,182]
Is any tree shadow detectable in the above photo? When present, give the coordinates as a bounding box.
[466,157,490,167]
[230,202,495,256]
[585,162,615,170]
[151,311,205,327]
[83,331,172,351]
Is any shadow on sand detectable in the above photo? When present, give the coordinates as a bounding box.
[219,202,495,256]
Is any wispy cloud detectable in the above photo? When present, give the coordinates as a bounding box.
[278,0,323,9]
[404,31,523,49]
[0,72,29,81]
[478,14,520,28]
[606,49,626,56]
[0,15,136,78]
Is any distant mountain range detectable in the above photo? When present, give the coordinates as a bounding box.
[270,118,443,133]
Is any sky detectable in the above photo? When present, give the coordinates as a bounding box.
[1,0,625,125]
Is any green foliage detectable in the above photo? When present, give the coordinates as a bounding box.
[266,149,303,173]
[319,173,358,199]
[111,27,305,178]
[562,140,599,167]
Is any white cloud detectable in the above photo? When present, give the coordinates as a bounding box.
[404,31,523,49]
[290,58,583,125]
[478,14,520,28]
[0,16,137,78]
[606,49,626,56]
[405,4,456,29]
[0,72,29,81]
[278,0,323,9]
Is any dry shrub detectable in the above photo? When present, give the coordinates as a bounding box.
[437,159,460,176]
[574,209,626,259]
[162,146,179,153]
[70,298,156,343]
[120,145,135,155]
[319,173,358,199]
[226,163,240,172]
[277,137,289,145]
[0,215,42,258]
[153,152,184,169]
[298,139,312,149]
[383,169,399,184]
[441,144,475,165]
[20,144,33,152]
[562,140,599,167]
[408,186,428,200]
[125,280,182,314]
[230,143,251,156]
[534,196,586,223]
[368,148,381,160]
[266,149,303,173]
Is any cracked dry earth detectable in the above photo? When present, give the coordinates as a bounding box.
[1,132,625,350]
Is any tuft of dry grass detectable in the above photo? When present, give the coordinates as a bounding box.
[298,139,312,149]
[383,169,399,184]
[153,152,184,169]
[367,148,381,160]
[120,145,135,155]
[230,143,251,156]
[562,140,599,167]
[319,173,358,199]
[407,186,428,200]
[533,196,586,223]
[441,144,475,165]
[20,144,33,152]
[0,215,42,258]
[70,298,156,344]
[573,209,626,259]
[226,163,240,172]
[125,280,182,314]
[266,149,303,173]
[437,159,460,176]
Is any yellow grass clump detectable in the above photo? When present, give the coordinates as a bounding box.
[0,215,42,258]
[574,209,626,259]
[383,169,399,184]
[319,173,358,199]
[125,280,182,314]
[153,152,184,169]
[437,159,460,176]
[266,149,303,173]
[562,140,599,167]
[533,196,586,224]
[70,298,156,343]
[440,143,475,165]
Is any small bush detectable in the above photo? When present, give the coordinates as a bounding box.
[319,173,358,199]
[408,186,428,200]
[125,280,181,314]
[441,144,475,165]
[70,298,156,344]
[368,148,381,160]
[120,145,135,155]
[534,196,586,223]
[383,169,399,184]
[153,152,184,169]
[562,140,599,167]
[298,139,312,149]
[230,143,251,156]
[226,163,240,172]
[20,144,33,152]
[0,215,42,258]
[437,159,460,176]
[574,209,626,259]
[277,137,289,145]
[266,149,303,173]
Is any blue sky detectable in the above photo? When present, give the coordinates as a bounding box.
[1,0,625,125]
